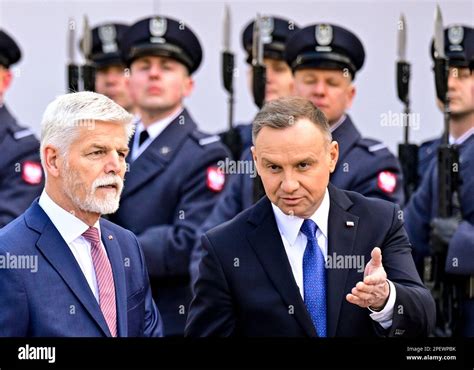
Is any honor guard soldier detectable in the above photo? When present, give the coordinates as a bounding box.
[404,25,473,337]
[0,28,43,227]
[285,23,404,205]
[109,16,229,336]
[81,23,134,112]
[226,16,300,152]
[417,25,474,180]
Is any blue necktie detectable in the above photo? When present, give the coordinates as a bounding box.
[300,219,327,337]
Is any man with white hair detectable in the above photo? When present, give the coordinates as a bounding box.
[0,91,162,337]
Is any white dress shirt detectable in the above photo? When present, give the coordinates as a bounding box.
[271,188,396,329]
[38,191,107,303]
[130,106,184,161]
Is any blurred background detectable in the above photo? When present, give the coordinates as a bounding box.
[0,0,472,153]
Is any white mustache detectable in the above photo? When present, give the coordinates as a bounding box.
[92,175,123,191]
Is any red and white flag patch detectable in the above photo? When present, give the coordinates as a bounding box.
[377,171,397,194]
[206,166,225,192]
[21,161,43,185]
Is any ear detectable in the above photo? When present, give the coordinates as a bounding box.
[250,145,257,161]
[344,83,356,110]
[0,68,13,94]
[182,74,194,98]
[328,140,339,173]
[43,145,63,178]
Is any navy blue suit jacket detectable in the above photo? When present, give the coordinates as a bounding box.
[0,201,163,337]
[186,184,435,337]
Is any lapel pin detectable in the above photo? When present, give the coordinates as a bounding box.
[108,235,114,240]
[346,221,355,227]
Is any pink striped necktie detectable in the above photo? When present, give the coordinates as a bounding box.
[82,226,117,337]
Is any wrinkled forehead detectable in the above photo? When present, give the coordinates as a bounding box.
[256,117,328,143]
[255,122,328,158]
[72,120,129,146]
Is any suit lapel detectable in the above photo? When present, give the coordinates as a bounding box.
[25,203,111,336]
[122,109,196,198]
[100,220,128,337]
[246,197,317,337]
[326,184,359,337]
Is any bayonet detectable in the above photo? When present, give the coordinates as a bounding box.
[397,13,407,62]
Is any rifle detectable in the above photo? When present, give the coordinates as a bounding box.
[396,14,419,201]
[220,4,242,160]
[67,16,95,93]
[251,14,267,204]
[423,5,462,337]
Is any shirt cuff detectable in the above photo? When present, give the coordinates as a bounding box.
[368,280,396,329]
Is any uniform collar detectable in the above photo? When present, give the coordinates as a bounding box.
[330,115,361,161]
[450,127,474,146]
[329,114,347,133]
[136,106,184,142]
[271,188,330,245]
[132,106,184,159]
[38,190,101,245]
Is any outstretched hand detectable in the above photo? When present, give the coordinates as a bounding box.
[346,247,389,310]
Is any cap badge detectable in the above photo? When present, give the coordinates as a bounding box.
[150,17,167,37]
[260,16,274,44]
[315,24,333,46]
[99,25,118,53]
[448,26,464,52]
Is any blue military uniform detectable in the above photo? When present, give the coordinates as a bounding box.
[109,16,229,336]
[404,134,474,336]
[0,29,43,227]
[418,138,441,180]
[417,25,473,182]
[405,24,474,338]
[220,16,300,157]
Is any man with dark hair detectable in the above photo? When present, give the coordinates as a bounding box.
[186,96,435,337]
